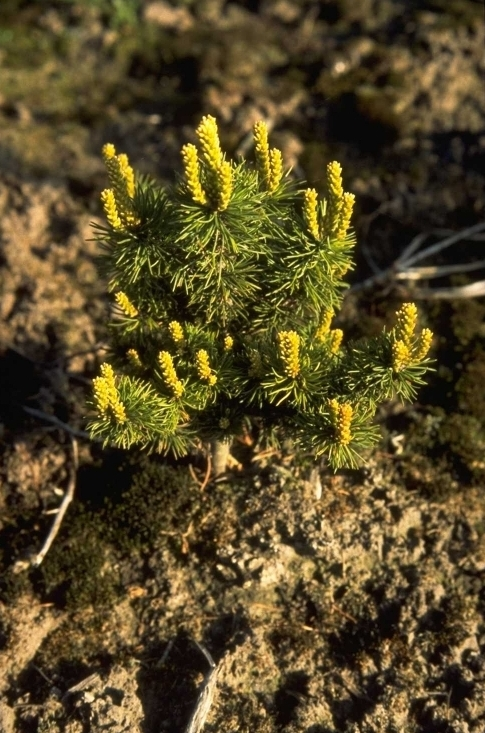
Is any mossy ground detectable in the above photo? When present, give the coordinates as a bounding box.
[396,299,485,494]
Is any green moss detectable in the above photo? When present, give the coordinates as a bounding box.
[394,296,485,492]
[37,453,206,608]
[0,444,219,612]
[106,458,200,554]
[455,346,485,419]
[450,300,485,349]
[36,613,116,681]
[38,506,120,610]
[439,413,485,482]
[400,407,485,494]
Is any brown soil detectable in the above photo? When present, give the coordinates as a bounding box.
[0,2,484,732]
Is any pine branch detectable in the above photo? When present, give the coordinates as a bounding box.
[88,122,435,472]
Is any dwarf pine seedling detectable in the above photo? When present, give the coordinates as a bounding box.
[88,116,433,471]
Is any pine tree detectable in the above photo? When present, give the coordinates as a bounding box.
[88,116,433,471]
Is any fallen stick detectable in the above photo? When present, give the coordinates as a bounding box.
[32,437,78,567]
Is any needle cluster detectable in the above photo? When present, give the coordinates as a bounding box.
[88,116,433,469]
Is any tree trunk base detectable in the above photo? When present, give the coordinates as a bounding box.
[210,439,231,477]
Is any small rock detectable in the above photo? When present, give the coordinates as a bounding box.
[143,2,193,31]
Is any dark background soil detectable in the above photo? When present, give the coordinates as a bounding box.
[0,2,485,732]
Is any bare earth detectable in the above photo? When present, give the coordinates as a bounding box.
[1,2,484,732]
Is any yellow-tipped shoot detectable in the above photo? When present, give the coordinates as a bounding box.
[127,348,142,369]
[101,189,122,229]
[214,159,233,211]
[315,309,334,340]
[101,143,138,227]
[181,143,207,206]
[115,291,138,318]
[93,363,127,424]
[253,121,271,184]
[392,340,413,372]
[391,304,433,371]
[323,161,344,237]
[196,349,217,386]
[277,330,301,379]
[336,191,355,240]
[182,115,233,211]
[253,121,284,192]
[224,335,234,352]
[414,328,433,362]
[394,303,418,345]
[268,148,283,192]
[303,188,320,239]
[328,398,353,446]
[158,351,184,398]
[168,320,184,345]
[329,328,343,355]
[196,115,223,170]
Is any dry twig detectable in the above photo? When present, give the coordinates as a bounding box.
[185,642,218,733]
[32,437,78,567]
[23,405,91,440]
[188,452,212,491]
[350,221,485,299]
